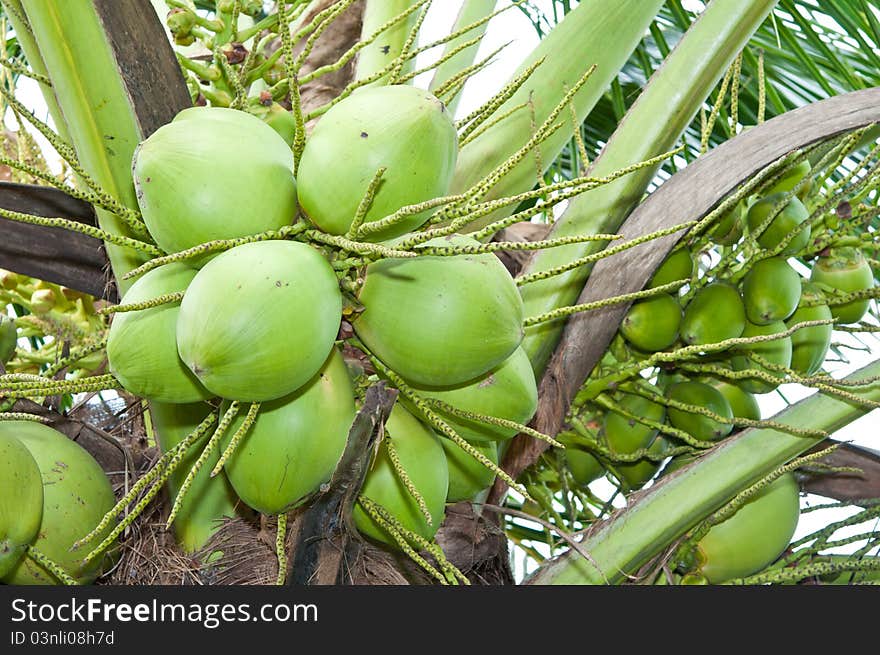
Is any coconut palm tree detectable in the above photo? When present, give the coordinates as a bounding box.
[0,0,878,585]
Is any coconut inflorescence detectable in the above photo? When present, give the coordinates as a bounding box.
[73,87,544,575]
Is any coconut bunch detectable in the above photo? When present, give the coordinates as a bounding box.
[41,84,558,583]
[542,133,880,583]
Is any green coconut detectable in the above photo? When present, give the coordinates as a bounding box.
[405,346,537,444]
[107,263,212,403]
[440,438,498,503]
[133,106,297,256]
[666,381,734,442]
[0,314,17,363]
[353,403,448,546]
[251,102,297,147]
[648,247,695,288]
[177,240,342,402]
[151,402,241,553]
[681,282,745,347]
[730,319,793,394]
[811,247,875,325]
[355,235,524,386]
[786,281,833,376]
[697,473,800,583]
[0,433,43,578]
[620,293,681,352]
[0,422,116,585]
[564,446,604,487]
[765,159,811,196]
[710,198,747,246]
[746,193,811,255]
[700,377,761,421]
[220,348,355,515]
[742,257,802,325]
[297,85,458,240]
[603,389,669,490]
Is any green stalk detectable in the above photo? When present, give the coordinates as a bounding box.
[450,0,665,206]
[0,0,70,143]
[22,0,150,294]
[428,0,497,116]
[519,0,778,373]
[529,359,880,584]
[355,0,419,84]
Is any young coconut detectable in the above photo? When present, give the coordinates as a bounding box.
[219,348,356,515]
[404,346,537,444]
[150,402,241,554]
[0,422,117,585]
[297,85,458,240]
[680,282,745,347]
[810,247,875,325]
[765,159,811,196]
[746,194,811,255]
[666,381,734,442]
[564,446,605,488]
[620,294,681,352]
[0,433,43,578]
[603,389,670,490]
[440,439,498,503]
[132,106,298,256]
[695,473,800,583]
[730,319,793,394]
[0,314,17,363]
[353,403,448,547]
[355,235,524,387]
[107,263,212,404]
[742,257,802,325]
[786,281,833,376]
[176,240,342,402]
[648,247,694,288]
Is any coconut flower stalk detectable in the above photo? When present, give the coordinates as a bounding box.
[518,0,779,373]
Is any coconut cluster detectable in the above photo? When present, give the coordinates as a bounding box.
[106,86,538,549]
[563,160,877,583]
